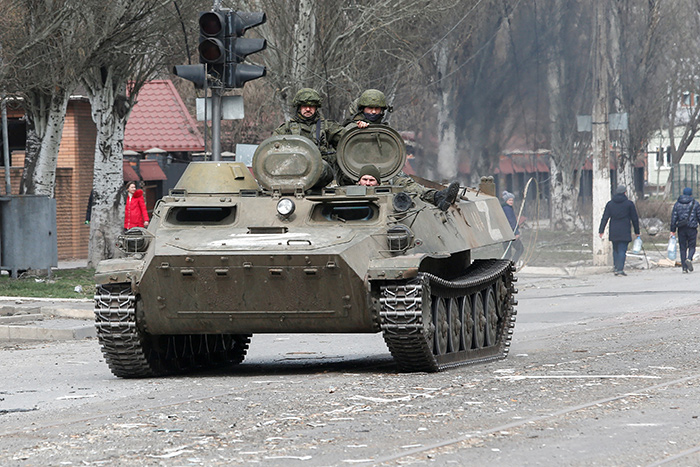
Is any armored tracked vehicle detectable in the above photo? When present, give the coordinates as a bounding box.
[94,125,517,377]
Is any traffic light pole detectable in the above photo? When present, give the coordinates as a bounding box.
[210,88,222,161]
[173,8,266,163]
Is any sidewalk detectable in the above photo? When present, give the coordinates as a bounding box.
[0,296,94,341]
[0,259,94,341]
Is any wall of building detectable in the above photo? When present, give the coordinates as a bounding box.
[1,100,96,261]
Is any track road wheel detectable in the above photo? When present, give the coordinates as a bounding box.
[473,291,486,348]
[433,296,449,355]
[485,287,499,346]
[447,298,461,352]
[460,296,474,351]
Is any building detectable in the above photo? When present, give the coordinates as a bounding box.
[646,127,700,197]
[0,80,204,261]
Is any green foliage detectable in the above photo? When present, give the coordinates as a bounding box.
[0,268,95,300]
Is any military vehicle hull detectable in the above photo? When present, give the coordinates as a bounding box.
[95,133,517,377]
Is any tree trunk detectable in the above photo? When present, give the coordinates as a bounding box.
[434,41,457,183]
[592,0,611,267]
[549,158,583,230]
[83,71,131,267]
[291,0,316,92]
[20,90,70,196]
[608,8,635,202]
[545,28,582,230]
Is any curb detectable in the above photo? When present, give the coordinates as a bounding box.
[0,318,96,341]
[0,299,95,342]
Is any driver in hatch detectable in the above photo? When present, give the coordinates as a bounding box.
[343,89,460,211]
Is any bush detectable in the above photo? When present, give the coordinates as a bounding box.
[636,198,672,224]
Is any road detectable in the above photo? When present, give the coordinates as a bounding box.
[1,267,699,466]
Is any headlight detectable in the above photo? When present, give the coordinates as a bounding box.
[387,224,414,253]
[117,227,152,253]
[392,192,413,212]
[277,198,296,218]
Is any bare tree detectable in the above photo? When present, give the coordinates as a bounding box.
[609,0,667,201]
[255,0,465,120]
[0,2,88,196]
[82,0,196,266]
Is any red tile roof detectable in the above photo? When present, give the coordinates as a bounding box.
[123,162,139,181]
[138,160,168,180]
[125,80,204,152]
[495,154,550,174]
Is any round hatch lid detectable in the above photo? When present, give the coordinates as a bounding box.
[252,135,323,191]
[336,125,407,184]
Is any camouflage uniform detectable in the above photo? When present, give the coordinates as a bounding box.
[343,89,459,210]
[274,89,344,187]
[341,90,434,201]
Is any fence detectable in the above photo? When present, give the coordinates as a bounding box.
[668,164,700,198]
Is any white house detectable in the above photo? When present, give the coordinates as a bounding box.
[646,92,700,193]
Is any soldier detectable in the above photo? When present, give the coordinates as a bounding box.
[274,88,344,188]
[357,164,381,186]
[344,89,460,211]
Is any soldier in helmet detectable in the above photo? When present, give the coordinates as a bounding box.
[343,89,460,211]
[346,89,392,129]
[274,88,344,187]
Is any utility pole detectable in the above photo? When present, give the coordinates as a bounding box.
[592,0,612,267]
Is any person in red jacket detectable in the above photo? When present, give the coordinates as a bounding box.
[124,181,149,230]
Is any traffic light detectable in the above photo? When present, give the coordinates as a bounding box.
[174,10,266,90]
[224,11,267,88]
[172,64,206,88]
[198,11,227,85]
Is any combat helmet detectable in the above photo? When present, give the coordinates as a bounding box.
[292,88,322,108]
[357,89,387,110]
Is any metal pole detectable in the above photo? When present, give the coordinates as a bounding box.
[1,95,11,195]
[211,88,222,161]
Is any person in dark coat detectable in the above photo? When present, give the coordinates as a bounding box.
[502,191,524,265]
[598,185,641,276]
[670,187,700,273]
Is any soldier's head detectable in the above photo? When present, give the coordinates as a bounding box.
[358,164,381,186]
[357,89,390,123]
[292,88,322,120]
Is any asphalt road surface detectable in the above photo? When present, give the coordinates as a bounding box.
[1,267,699,466]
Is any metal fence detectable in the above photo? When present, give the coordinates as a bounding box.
[668,164,700,198]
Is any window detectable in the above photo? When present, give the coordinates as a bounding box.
[166,206,236,225]
[311,202,378,222]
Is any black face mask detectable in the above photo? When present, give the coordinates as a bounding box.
[297,108,318,123]
[363,112,382,122]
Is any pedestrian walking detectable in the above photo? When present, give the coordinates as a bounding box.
[124,181,149,230]
[670,187,700,273]
[502,191,524,266]
[598,185,640,276]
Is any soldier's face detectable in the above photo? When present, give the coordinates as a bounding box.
[363,107,382,115]
[359,175,378,186]
[299,105,317,118]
